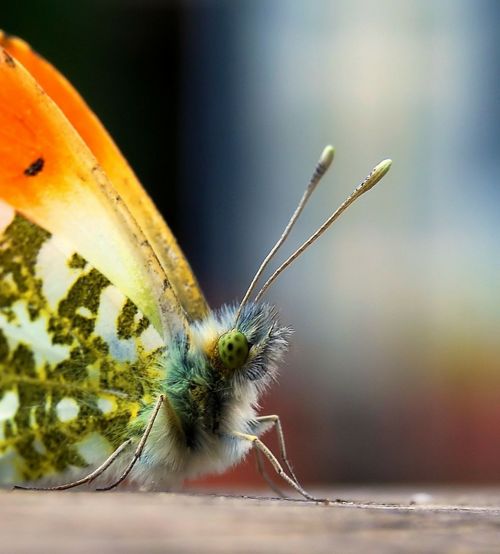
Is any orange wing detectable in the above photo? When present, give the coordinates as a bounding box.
[0,31,209,322]
[0,45,188,339]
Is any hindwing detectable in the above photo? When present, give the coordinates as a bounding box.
[0,202,165,483]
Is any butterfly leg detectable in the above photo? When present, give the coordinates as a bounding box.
[255,414,299,485]
[232,431,328,503]
[253,447,286,498]
[14,439,133,491]
[97,394,165,491]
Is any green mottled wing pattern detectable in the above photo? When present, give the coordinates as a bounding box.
[0,201,166,483]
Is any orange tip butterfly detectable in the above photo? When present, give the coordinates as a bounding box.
[0,31,391,501]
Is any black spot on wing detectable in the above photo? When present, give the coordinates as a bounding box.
[24,157,44,177]
[2,49,15,67]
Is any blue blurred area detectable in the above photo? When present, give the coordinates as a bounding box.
[3,0,500,485]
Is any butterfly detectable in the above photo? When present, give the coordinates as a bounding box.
[0,31,391,500]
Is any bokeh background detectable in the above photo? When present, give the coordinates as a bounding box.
[3,0,500,489]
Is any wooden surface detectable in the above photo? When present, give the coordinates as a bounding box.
[2,486,500,553]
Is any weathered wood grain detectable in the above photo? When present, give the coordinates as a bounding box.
[2,487,500,553]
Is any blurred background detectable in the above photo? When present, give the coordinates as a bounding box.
[3,0,500,488]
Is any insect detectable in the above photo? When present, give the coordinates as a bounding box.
[0,31,391,500]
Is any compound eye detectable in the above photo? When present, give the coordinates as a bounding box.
[218,329,249,369]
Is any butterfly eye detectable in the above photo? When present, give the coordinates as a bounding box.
[217,330,249,370]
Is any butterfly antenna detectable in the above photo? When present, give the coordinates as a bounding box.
[253,159,392,304]
[235,145,335,325]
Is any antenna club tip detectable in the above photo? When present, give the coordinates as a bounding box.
[320,145,335,169]
[365,158,392,189]
[378,159,393,174]
[358,158,393,194]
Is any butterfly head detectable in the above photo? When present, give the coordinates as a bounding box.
[189,302,291,387]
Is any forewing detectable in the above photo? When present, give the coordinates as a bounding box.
[0,31,209,322]
[0,44,191,339]
[0,203,165,484]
